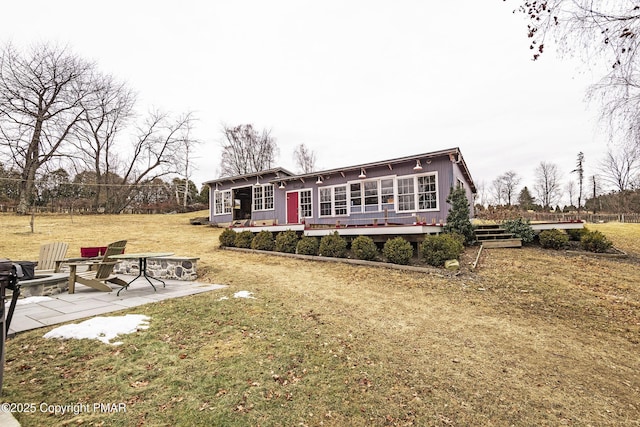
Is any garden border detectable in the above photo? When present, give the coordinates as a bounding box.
[220,247,460,276]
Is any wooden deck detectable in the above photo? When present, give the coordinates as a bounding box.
[224,220,584,245]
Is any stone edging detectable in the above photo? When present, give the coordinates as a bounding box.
[564,247,628,259]
[220,247,455,276]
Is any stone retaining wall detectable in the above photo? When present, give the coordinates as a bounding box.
[113,257,199,281]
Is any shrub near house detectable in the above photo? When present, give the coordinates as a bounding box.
[319,232,347,258]
[351,235,378,261]
[539,229,569,250]
[383,237,414,265]
[419,233,464,267]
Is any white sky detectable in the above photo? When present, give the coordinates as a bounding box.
[2,0,610,203]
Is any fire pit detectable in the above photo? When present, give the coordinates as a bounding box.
[18,273,69,297]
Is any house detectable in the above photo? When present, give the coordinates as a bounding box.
[204,147,476,240]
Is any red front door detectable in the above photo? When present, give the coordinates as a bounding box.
[286,192,299,224]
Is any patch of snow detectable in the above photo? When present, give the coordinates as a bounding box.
[43,314,150,345]
[218,296,229,301]
[5,296,53,306]
[233,291,255,299]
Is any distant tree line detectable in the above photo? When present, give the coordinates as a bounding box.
[0,163,208,213]
[476,149,640,218]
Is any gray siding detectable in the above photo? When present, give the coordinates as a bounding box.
[207,151,476,226]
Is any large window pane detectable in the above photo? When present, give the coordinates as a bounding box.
[364,181,378,206]
[397,178,415,211]
[319,188,332,217]
[335,186,347,215]
[418,175,437,210]
[300,190,312,218]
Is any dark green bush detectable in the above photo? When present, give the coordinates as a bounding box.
[444,186,476,245]
[275,230,299,253]
[251,230,275,251]
[350,235,378,261]
[419,233,464,267]
[538,229,569,250]
[234,230,254,248]
[581,230,613,253]
[567,227,587,241]
[296,236,319,256]
[383,237,414,265]
[219,229,237,247]
[502,218,535,244]
[319,232,348,258]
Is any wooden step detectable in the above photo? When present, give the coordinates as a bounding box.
[476,233,514,240]
[481,239,522,249]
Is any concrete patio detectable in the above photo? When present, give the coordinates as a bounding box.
[6,275,227,335]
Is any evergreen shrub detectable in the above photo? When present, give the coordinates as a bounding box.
[219,229,237,247]
[419,233,464,267]
[539,229,569,250]
[502,217,535,244]
[234,230,254,248]
[383,237,413,265]
[444,186,476,245]
[251,230,275,251]
[351,235,378,261]
[319,232,348,258]
[581,230,613,253]
[296,236,319,256]
[275,230,299,253]
[567,227,587,241]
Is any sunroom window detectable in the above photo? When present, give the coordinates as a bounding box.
[320,185,348,217]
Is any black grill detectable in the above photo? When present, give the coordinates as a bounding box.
[1,258,22,395]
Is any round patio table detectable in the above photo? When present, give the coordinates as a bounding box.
[110,252,174,295]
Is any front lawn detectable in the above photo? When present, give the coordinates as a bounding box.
[0,213,638,426]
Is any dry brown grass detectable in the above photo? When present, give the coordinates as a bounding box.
[0,213,639,426]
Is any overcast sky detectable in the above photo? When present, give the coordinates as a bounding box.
[2,0,610,203]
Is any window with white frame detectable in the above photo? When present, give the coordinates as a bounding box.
[319,185,347,217]
[364,181,378,210]
[381,179,394,205]
[319,188,332,217]
[398,173,438,212]
[418,175,437,210]
[397,177,415,211]
[213,189,232,215]
[350,183,362,212]
[300,189,312,218]
[253,184,274,211]
[335,185,347,215]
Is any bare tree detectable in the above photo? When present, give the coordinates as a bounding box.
[534,161,562,209]
[293,143,316,173]
[492,171,521,206]
[513,1,640,146]
[566,180,576,208]
[94,110,196,213]
[598,142,640,192]
[172,117,199,208]
[475,180,489,208]
[219,124,278,176]
[72,73,136,210]
[490,178,504,206]
[0,42,97,214]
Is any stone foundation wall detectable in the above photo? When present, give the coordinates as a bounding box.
[113,257,199,281]
[20,281,68,298]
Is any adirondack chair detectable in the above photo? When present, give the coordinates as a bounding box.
[68,240,128,294]
[36,242,69,272]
